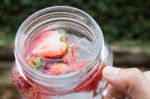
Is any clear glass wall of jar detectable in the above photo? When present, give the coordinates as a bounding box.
[12,6,113,99]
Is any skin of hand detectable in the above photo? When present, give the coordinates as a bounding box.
[102,67,150,99]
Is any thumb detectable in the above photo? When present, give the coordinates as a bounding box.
[102,67,150,99]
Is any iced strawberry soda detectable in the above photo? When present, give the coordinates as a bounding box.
[12,29,105,99]
[12,6,113,99]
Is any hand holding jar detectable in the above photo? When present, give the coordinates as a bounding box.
[102,67,150,99]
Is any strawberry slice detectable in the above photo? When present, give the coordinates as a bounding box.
[63,44,88,71]
[47,62,70,75]
[30,31,68,59]
[26,56,43,69]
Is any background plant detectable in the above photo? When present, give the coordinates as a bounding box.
[0,0,149,44]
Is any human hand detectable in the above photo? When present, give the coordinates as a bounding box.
[102,67,150,99]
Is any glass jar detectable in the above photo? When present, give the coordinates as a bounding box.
[12,6,113,99]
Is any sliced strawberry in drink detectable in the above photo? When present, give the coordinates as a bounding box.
[26,56,43,69]
[47,62,70,75]
[63,44,87,71]
[12,69,31,92]
[12,67,41,99]
[30,31,68,59]
[74,64,106,94]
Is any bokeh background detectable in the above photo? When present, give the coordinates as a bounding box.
[0,0,150,98]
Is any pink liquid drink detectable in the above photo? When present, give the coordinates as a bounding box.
[12,6,113,99]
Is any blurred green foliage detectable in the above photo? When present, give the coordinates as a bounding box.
[0,0,150,43]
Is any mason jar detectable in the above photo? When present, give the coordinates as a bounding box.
[12,6,113,99]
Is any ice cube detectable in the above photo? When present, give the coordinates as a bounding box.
[56,29,66,34]
[75,38,94,62]
[67,34,80,45]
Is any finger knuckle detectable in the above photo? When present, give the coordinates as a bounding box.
[129,68,143,80]
[130,68,141,74]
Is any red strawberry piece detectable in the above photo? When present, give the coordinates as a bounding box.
[12,67,40,98]
[12,67,32,93]
[26,56,43,69]
[47,62,70,75]
[64,45,87,71]
[30,31,68,59]
[69,61,87,71]
[74,64,106,94]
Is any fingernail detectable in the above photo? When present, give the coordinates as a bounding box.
[103,66,120,79]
